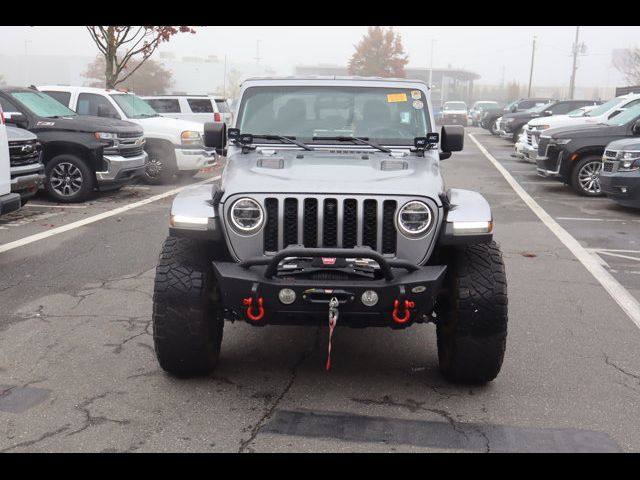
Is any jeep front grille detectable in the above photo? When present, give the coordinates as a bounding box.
[263,197,398,255]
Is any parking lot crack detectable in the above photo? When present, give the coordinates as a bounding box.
[604,354,640,382]
[66,391,129,437]
[0,425,71,452]
[238,326,320,453]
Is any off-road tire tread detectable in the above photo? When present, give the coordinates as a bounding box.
[153,236,223,377]
[437,241,508,384]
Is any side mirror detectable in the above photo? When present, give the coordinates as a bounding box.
[440,125,464,154]
[511,105,517,113]
[204,122,227,155]
[96,105,118,119]
[4,112,27,127]
[633,119,640,135]
[544,110,553,116]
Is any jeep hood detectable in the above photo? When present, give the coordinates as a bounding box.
[220,149,444,200]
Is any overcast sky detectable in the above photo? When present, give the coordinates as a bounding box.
[1,26,636,88]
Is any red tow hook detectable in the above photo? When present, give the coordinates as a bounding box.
[392,299,415,324]
[243,297,265,322]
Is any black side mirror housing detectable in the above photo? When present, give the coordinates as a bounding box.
[633,119,640,135]
[5,112,27,127]
[440,125,464,155]
[511,105,518,113]
[204,122,227,155]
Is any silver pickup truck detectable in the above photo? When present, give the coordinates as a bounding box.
[152,76,509,384]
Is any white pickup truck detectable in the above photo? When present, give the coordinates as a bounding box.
[39,86,217,184]
[0,105,22,216]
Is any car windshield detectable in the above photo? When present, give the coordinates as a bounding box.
[443,102,466,111]
[110,94,159,119]
[605,103,640,126]
[476,102,498,110]
[567,107,589,117]
[10,90,78,118]
[528,102,555,113]
[236,85,430,145]
[584,97,626,117]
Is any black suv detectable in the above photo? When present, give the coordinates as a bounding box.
[498,100,600,142]
[599,138,640,208]
[536,103,640,196]
[0,87,147,202]
[482,98,552,135]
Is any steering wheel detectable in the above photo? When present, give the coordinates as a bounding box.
[368,126,405,138]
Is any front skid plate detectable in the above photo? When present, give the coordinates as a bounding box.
[212,262,447,327]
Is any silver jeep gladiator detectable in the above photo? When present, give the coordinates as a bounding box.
[152,77,508,384]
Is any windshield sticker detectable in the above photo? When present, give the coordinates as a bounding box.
[412,100,424,110]
[36,121,55,126]
[411,90,422,100]
[387,93,408,103]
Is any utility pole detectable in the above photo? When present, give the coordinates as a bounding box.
[568,26,582,100]
[428,39,435,88]
[527,36,536,97]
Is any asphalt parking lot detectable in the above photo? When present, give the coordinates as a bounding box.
[1,137,639,452]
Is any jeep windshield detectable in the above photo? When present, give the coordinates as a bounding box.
[111,94,159,119]
[10,90,78,118]
[236,86,430,146]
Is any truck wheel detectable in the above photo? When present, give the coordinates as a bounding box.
[143,145,176,185]
[44,154,95,203]
[489,119,499,135]
[152,236,224,377]
[570,156,604,197]
[436,241,508,384]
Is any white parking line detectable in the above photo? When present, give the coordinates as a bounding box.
[594,251,640,263]
[558,217,639,223]
[468,133,640,330]
[0,176,220,255]
[25,203,88,209]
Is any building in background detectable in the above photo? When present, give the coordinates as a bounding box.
[294,64,480,112]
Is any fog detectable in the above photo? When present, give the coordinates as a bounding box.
[0,25,637,94]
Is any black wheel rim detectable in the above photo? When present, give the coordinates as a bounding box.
[50,162,83,197]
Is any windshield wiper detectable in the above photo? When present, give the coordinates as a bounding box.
[240,134,314,151]
[312,136,391,153]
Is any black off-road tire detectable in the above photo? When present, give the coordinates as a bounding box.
[153,236,224,377]
[436,241,508,384]
[143,144,177,185]
[570,155,605,197]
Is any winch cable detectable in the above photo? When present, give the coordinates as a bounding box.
[325,297,339,371]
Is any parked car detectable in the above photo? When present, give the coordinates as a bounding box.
[497,100,600,142]
[0,104,22,215]
[599,138,640,208]
[6,126,45,205]
[482,98,552,135]
[469,101,500,126]
[536,103,640,196]
[0,86,146,203]
[153,76,509,384]
[142,95,233,127]
[522,94,640,162]
[439,101,468,126]
[39,86,217,185]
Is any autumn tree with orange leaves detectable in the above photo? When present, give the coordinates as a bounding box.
[86,26,196,89]
[348,26,409,78]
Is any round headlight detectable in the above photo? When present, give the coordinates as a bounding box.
[397,201,432,238]
[230,198,263,234]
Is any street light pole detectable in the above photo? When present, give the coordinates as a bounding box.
[568,26,580,100]
[527,36,536,97]
[428,39,435,88]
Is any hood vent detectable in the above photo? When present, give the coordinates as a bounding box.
[257,157,284,169]
[380,160,408,171]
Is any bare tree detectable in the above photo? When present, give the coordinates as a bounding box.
[86,26,195,89]
[348,26,408,78]
[613,48,640,85]
[82,55,173,95]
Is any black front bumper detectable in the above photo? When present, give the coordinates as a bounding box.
[599,172,640,208]
[213,247,447,328]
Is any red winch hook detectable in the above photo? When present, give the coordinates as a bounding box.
[392,299,415,324]
[243,297,265,322]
